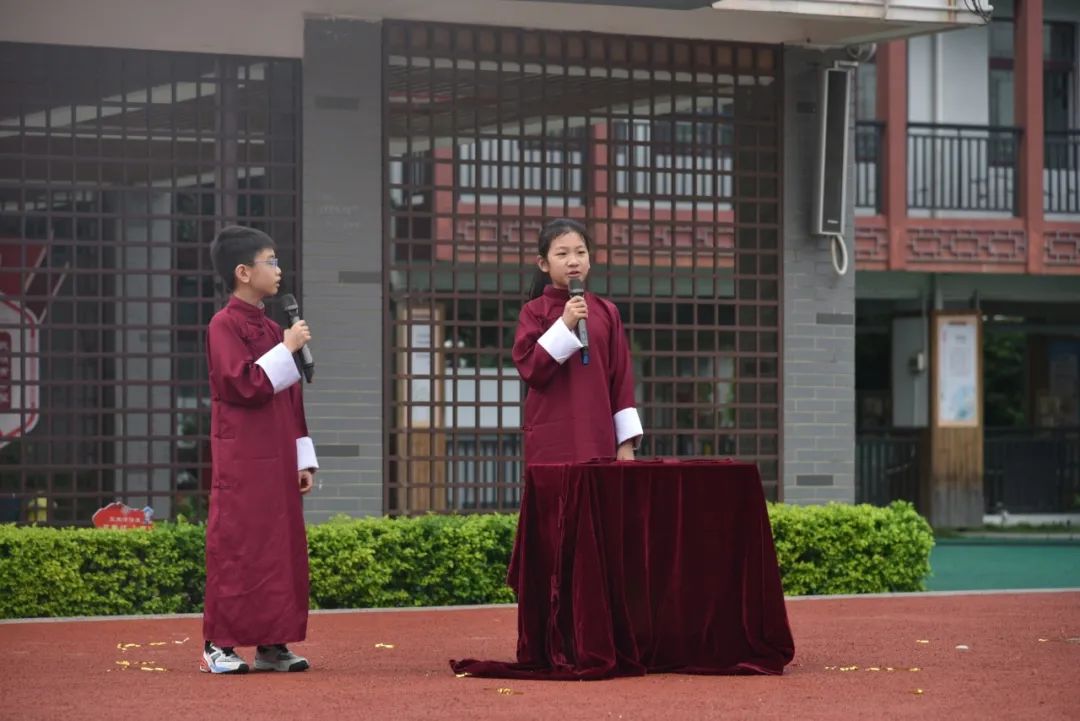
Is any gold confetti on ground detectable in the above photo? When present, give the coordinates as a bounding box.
[455,673,470,678]
[909,667,921,672]
[148,642,167,647]
[867,667,881,672]
[913,689,924,695]
[1038,638,1048,642]
[374,643,395,649]
[495,688,522,696]
[115,656,166,671]
[174,637,190,645]
[839,666,859,672]
[915,640,930,645]
[886,667,895,672]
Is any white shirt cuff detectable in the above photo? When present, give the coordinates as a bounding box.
[296,436,319,471]
[255,342,301,393]
[614,407,643,447]
[537,321,583,364]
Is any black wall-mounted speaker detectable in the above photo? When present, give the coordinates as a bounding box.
[812,66,853,237]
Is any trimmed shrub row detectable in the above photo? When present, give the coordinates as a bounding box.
[0,501,932,619]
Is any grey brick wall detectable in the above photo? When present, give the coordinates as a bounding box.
[781,47,857,504]
[301,18,385,521]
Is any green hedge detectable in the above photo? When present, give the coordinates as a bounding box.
[0,502,931,619]
[0,521,208,618]
[307,514,518,609]
[770,501,934,595]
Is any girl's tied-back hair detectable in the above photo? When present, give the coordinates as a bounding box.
[528,218,593,300]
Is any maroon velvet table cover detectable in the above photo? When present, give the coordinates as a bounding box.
[450,459,795,680]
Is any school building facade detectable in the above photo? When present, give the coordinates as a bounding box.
[3,1,1072,527]
[851,0,1080,523]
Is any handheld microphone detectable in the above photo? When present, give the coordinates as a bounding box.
[567,278,590,366]
[280,293,314,383]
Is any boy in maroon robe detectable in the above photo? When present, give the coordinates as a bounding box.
[201,225,317,674]
[512,218,643,466]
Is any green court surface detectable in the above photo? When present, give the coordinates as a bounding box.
[927,537,1080,591]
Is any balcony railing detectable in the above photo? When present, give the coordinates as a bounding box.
[1045,130,1080,215]
[908,123,1021,214]
[854,120,883,213]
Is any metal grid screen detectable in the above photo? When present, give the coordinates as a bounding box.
[383,22,782,514]
[0,43,302,525]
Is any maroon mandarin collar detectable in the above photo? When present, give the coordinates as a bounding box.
[227,295,267,317]
[542,284,574,301]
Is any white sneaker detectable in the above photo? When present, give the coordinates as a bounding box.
[254,644,310,672]
[201,643,250,674]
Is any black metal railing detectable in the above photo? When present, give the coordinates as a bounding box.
[1045,130,1080,214]
[855,121,883,212]
[851,426,1080,514]
[855,429,922,507]
[984,427,1080,513]
[908,123,1021,214]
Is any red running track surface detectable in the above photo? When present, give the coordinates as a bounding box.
[1,591,1077,721]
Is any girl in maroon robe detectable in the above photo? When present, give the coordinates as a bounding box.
[202,226,317,675]
[512,218,643,466]
[501,218,644,656]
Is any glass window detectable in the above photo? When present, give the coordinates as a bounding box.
[855,60,877,121]
[990,20,1014,59]
[989,68,1015,127]
[1045,22,1076,62]
[987,20,1077,131]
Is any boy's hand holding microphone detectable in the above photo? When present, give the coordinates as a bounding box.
[283,320,311,353]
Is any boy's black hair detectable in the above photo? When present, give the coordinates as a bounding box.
[210,225,276,292]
